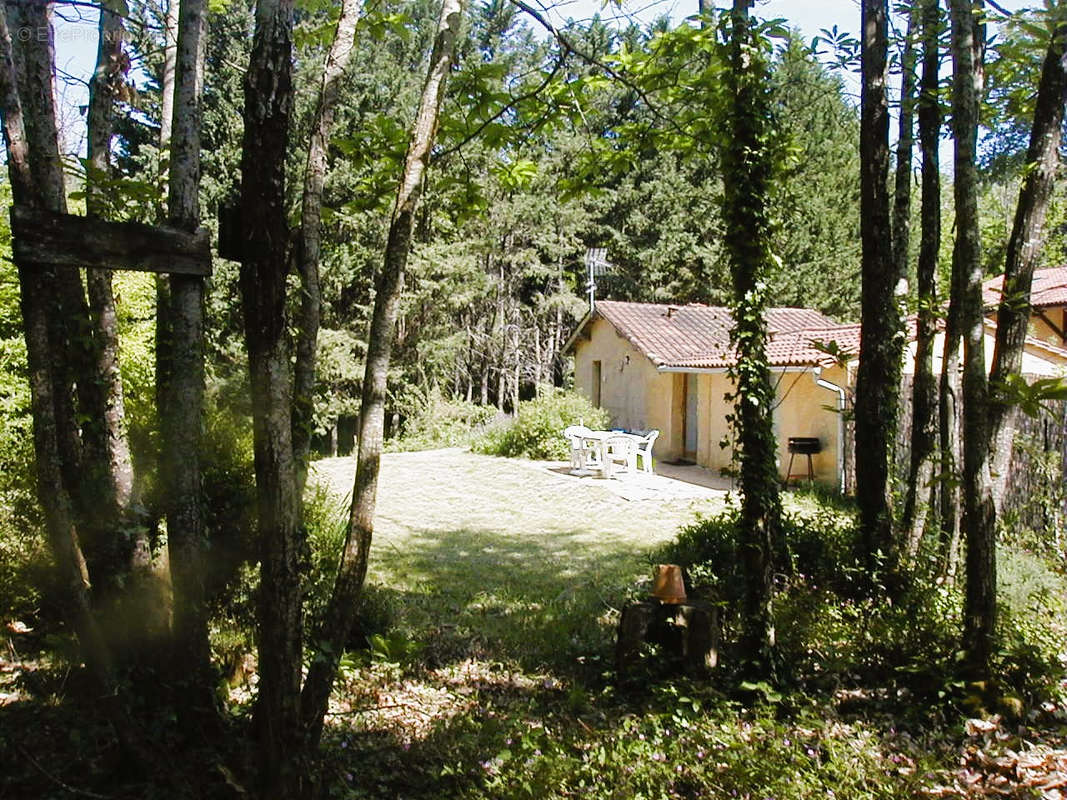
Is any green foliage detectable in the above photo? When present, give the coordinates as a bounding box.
[438,693,948,800]
[390,388,498,451]
[302,486,395,649]
[473,389,609,460]
[656,494,1067,703]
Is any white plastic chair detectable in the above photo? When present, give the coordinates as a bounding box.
[563,425,596,472]
[632,429,659,473]
[603,434,636,477]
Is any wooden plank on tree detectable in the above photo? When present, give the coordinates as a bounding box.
[9,205,212,276]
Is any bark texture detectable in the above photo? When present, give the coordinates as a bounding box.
[237,0,303,792]
[0,0,125,738]
[902,0,942,556]
[163,0,213,705]
[300,0,465,749]
[85,0,134,551]
[987,15,1067,511]
[950,0,997,679]
[855,0,903,577]
[292,0,363,496]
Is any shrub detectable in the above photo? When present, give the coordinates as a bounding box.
[391,389,499,451]
[301,485,395,649]
[473,388,610,460]
[652,497,1067,703]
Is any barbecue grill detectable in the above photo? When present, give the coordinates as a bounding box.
[786,437,822,483]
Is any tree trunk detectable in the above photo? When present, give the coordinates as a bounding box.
[85,0,138,594]
[950,0,997,680]
[855,0,903,579]
[236,0,303,793]
[155,0,179,436]
[938,254,963,576]
[722,0,782,678]
[902,0,942,556]
[163,0,214,710]
[9,0,89,520]
[300,0,465,751]
[987,14,1067,510]
[892,1,918,285]
[292,0,363,496]
[0,0,130,749]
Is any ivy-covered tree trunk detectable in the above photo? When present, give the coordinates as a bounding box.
[721,0,781,677]
[292,0,362,496]
[162,0,214,711]
[855,0,903,578]
[987,14,1067,510]
[300,0,465,748]
[903,0,942,556]
[950,0,997,680]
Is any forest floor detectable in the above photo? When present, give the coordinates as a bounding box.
[2,450,1065,798]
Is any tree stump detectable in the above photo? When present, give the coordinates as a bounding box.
[616,600,720,678]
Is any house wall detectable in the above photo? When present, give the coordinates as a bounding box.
[1029,306,1067,346]
[573,317,677,460]
[902,328,1067,377]
[690,367,844,486]
[574,318,847,485]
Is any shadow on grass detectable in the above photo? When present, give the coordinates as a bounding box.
[374,524,653,676]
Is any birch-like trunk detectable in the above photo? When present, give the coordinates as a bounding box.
[987,15,1067,511]
[902,0,942,556]
[299,0,465,750]
[950,0,997,680]
[163,0,214,706]
[85,0,137,584]
[891,2,918,286]
[236,0,303,792]
[0,0,128,745]
[293,0,363,496]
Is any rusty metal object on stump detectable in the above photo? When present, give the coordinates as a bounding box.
[652,563,687,604]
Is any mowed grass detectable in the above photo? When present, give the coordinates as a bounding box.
[311,448,726,672]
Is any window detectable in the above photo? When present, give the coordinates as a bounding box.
[592,360,602,407]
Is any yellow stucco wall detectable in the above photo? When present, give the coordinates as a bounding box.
[1029,307,1067,346]
[901,327,1067,377]
[573,317,846,485]
[690,368,844,485]
[573,317,677,461]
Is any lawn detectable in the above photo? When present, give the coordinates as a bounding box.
[311,448,727,673]
[305,449,1067,800]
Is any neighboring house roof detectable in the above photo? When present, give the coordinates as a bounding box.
[566,301,856,370]
[982,266,1067,310]
[981,319,1067,363]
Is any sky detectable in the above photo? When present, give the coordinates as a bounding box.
[51,0,1037,155]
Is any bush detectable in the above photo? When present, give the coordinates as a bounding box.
[654,496,1067,703]
[391,389,499,451]
[301,485,395,649]
[473,389,610,460]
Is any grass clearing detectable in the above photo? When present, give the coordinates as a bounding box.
[312,448,726,673]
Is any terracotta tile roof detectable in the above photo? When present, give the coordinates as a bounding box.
[588,301,856,369]
[982,266,1067,310]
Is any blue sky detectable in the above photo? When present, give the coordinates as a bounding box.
[52,0,1037,154]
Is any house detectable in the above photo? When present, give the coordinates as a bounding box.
[564,301,855,487]
[983,266,1067,347]
[565,300,1067,489]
